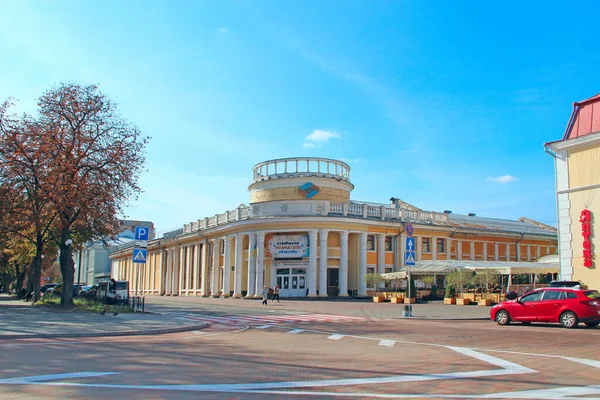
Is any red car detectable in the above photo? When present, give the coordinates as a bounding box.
[491,288,600,329]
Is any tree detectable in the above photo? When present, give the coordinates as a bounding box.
[36,84,149,306]
[365,273,384,292]
[473,269,500,293]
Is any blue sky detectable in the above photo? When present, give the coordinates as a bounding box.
[2,0,599,233]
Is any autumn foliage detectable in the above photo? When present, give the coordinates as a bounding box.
[0,83,149,305]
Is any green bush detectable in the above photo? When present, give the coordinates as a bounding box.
[445,285,456,298]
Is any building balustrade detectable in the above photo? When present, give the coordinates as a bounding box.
[252,157,351,183]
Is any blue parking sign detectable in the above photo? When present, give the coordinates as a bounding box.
[135,226,149,241]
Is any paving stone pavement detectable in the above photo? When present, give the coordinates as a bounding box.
[0,294,491,339]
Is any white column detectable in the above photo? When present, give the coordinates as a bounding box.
[505,243,511,261]
[211,239,220,297]
[246,233,256,298]
[377,234,385,289]
[233,234,244,298]
[173,247,180,295]
[494,242,499,261]
[432,236,437,260]
[470,241,475,260]
[165,249,172,295]
[416,235,422,261]
[319,230,329,296]
[339,231,349,297]
[201,241,208,296]
[446,238,451,259]
[527,244,532,261]
[359,232,368,296]
[185,245,192,293]
[158,250,164,295]
[308,230,318,297]
[222,236,231,297]
[483,242,488,261]
[457,240,462,260]
[254,232,266,297]
[193,244,199,295]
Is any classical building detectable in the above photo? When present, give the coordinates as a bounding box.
[109,157,558,298]
[545,94,600,289]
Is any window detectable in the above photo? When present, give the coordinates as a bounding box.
[520,291,543,303]
[422,238,431,253]
[367,235,375,251]
[437,238,445,253]
[585,290,600,299]
[220,239,225,255]
[567,292,577,299]
[385,237,393,251]
[541,290,561,301]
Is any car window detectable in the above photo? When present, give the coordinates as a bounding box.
[567,292,578,299]
[521,292,543,302]
[559,291,568,300]
[116,282,128,290]
[542,290,561,300]
[584,291,600,299]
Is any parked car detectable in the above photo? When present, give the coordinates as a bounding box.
[491,287,600,328]
[79,285,93,297]
[549,280,588,289]
[46,283,81,298]
[41,283,58,294]
[96,280,129,304]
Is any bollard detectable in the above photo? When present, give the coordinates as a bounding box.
[403,304,412,317]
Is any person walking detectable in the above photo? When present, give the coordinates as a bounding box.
[100,278,119,316]
[260,285,269,305]
[272,285,280,303]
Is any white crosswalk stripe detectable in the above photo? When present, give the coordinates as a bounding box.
[170,312,365,327]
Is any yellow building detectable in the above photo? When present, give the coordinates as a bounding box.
[109,157,558,298]
[545,94,600,289]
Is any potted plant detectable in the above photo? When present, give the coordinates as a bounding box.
[444,285,456,305]
[404,275,416,304]
[473,269,500,306]
[366,273,385,302]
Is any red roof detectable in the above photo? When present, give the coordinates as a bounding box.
[563,93,600,140]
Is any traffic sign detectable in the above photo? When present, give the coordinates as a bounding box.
[135,226,150,241]
[405,237,415,252]
[405,222,414,237]
[404,251,416,266]
[133,248,147,263]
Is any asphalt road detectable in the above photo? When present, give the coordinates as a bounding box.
[1,300,599,399]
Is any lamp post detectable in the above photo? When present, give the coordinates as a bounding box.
[76,245,83,297]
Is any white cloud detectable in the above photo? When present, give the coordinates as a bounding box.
[303,142,315,149]
[486,175,518,184]
[305,129,341,142]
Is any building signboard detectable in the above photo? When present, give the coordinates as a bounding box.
[266,234,310,258]
[580,209,593,268]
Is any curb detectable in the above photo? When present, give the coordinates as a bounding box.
[0,322,209,340]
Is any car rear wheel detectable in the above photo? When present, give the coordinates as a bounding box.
[560,311,579,328]
[584,322,599,328]
[495,310,510,325]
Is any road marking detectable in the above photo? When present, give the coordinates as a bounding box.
[0,372,118,384]
[327,334,344,340]
[255,325,273,329]
[378,340,395,347]
[287,329,303,334]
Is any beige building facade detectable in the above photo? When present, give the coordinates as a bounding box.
[109,157,558,298]
[546,94,600,289]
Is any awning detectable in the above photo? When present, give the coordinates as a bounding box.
[381,271,407,280]
[397,259,559,275]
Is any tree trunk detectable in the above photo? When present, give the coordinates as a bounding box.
[32,233,44,302]
[15,262,26,292]
[59,225,75,306]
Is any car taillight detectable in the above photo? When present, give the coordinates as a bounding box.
[580,300,600,307]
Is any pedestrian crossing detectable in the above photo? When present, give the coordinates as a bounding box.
[172,312,365,327]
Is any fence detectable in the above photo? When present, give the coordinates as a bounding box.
[127,296,145,312]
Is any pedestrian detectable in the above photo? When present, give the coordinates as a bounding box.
[100,278,119,316]
[261,285,269,305]
[272,284,280,303]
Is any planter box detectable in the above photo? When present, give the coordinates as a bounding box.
[404,297,416,304]
[373,296,386,303]
[456,298,471,305]
[444,297,456,305]
[390,297,404,304]
[478,299,492,306]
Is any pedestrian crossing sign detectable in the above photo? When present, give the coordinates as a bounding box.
[404,251,416,266]
[133,248,147,263]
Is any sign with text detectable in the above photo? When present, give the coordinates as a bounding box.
[135,226,150,241]
[266,234,310,258]
[580,209,593,268]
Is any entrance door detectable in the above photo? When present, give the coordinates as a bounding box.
[276,267,306,297]
[327,268,339,297]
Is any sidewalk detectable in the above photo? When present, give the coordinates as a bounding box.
[147,295,493,321]
[0,295,207,340]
